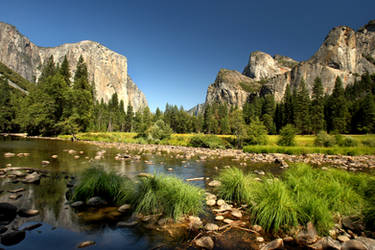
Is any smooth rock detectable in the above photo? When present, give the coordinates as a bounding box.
[356,237,375,249]
[296,222,318,245]
[118,204,131,213]
[77,241,96,248]
[86,197,107,207]
[252,224,263,232]
[18,209,39,217]
[68,149,76,155]
[260,238,284,250]
[13,171,26,177]
[309,237,341,250]
[256,237,265,243]
[117,221,138,227]
[205,223,219,231]
[216,199,226,206]
[341,240,367,250]
[0,231,25,246]
[51,155,58,159]
[189,216,202,230]
[231,210,242,218]
[206,199,216,206]
[195,236,214,250]
[9,193,22,200]
[71,201,85,209]
[23,172,41,184]
[167,168,173,171]
[74,155,80,159]
[215,215,224,221]
[4,153,15,158]
[208,180,221,187]
[41,160,50,165]
[8,188,25,193]
[338,235,351,242]
[342,216,364,232]
[223,219,234,224]
[0,203,17,223]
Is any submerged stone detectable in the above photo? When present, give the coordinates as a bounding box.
[77,241,95,248]
[118,204,131,213]
[18,208,39,217]
[86,197,107,207]
[0,230,25,246]
[195,236,214,249]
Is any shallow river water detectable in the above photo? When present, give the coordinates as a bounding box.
[0,136,278,249]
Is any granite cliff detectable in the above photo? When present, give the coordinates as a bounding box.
[0,22,147,111]
[193,20,375,112]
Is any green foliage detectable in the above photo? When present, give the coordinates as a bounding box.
[314,131,335,147]
[134,175,204,219]
[277,124,296,146]
[0,77,16,132]
[72,168,136,205]
[251,179,298,232]
[239,81,258,93]
[294,80,311,134]
[362,138,375,147]
[246,119,268,145]
[148,120,173,141]
[311,77,325,133]
[189,134,229,149]
[217,168,258,204]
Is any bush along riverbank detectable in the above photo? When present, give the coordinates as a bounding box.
[65,165,375,249]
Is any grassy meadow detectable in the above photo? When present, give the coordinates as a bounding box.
[59,132,375,155]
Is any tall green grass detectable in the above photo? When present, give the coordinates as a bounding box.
[215,164,375,234]
[216,168,258,204]
[134,174,205,219]
[251,179,298,232]
[243,145,375,156]
[71,168,136,205]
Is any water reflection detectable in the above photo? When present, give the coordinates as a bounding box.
[0,137,277,249]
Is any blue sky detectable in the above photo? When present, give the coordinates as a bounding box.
[1,0,374,111]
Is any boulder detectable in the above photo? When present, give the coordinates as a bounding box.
[355,237,375,250]
[86,197,107,207]
[0,203,17,224]
[205,223,219,231]
[18,209,39,217]
[296,222,318,245]
[118,204,131,213]
[208,180,221,187]
[70,201,85,209]
[0,230,25,246]
[342,216,364,232]
[195,236,214,249]
[308,236,341,250]
[117,221,138,227]
[23,172,41,184]
[77,241,95,248]
[260,238,284,250]
[341,240,367,250]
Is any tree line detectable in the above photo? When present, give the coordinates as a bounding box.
[0,55,374,136]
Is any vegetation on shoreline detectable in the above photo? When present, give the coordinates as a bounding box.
[215,165,375,234]
[71,168,205,220]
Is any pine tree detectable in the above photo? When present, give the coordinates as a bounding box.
[327,76,349,133]
[294,80,311,134]
[0,77,14,132]
[125,104,134,132]
[39,55,56,82]
[311,77,325,133]
[283,85,294,125]
[60,55,71,86]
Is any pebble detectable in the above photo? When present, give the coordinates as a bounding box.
[231,210,242,218]
[195,236,214,250]
[51,155,58,159]
[256,237,265,243]
[338,235,351,242]
[223,219,234,224]
[215,215,224,221]
[206,199,216,206]
[208,180,221,187]
[77,241,95,248]
[118,204,131,213]
[205,223,219,231]
[216,199,226,206]
[41,160,50,165]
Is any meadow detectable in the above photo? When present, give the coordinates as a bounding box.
[59,132,375,155]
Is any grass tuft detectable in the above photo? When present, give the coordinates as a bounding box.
[72,167,135,205]
[217,168,258,204]
[134,174,205,219]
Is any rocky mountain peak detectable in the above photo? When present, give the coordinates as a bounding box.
[0,21,147,111]
[243,51,297,81]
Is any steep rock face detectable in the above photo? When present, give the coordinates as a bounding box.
[188,103,205,116]
[0,22,147,111]
[242,51,297,80]
[202,20,375,107]
[205,69,260,108]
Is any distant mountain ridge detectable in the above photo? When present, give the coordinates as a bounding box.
[190,20,375,114]
[0,22,147,111]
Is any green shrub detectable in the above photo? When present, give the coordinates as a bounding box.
[339,136,359,147]
[314,131,335,147]
[362,138,375,147]
[134,175,205,219]
[148,120,173,141]
[72,167,136,205]
[217,168,258,204]
[277,124,296,146]
[246,119,269,145]
[189,134,229,149]
[251,179,298,232]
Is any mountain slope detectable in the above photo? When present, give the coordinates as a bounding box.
[199,20,375,110]
[0,22,147,111]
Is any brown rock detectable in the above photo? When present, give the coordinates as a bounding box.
[341,240,366,250]
[195,236,214,249]
[77,241,96,248]
[260,238,284,250]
